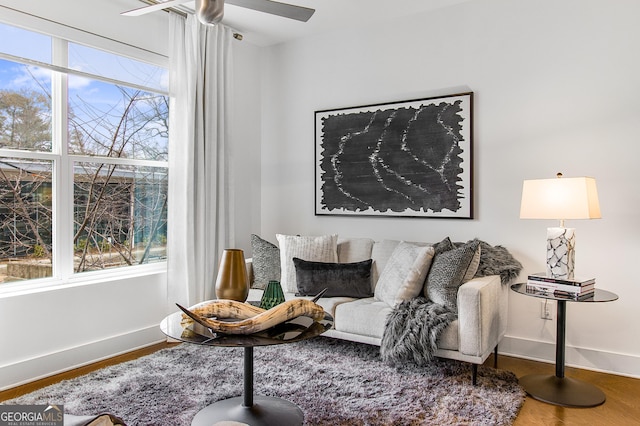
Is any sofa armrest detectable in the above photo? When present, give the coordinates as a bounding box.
[456,275,506,357]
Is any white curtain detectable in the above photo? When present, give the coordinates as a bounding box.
[167,13,235,309]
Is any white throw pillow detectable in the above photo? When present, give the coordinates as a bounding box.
[276,234,339,293]
[374,242,435,307]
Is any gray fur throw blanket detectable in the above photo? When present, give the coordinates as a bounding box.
[381,241,522,365]
[471,240,523,285]
[381,297,456,365]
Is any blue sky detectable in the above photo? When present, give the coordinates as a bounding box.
[0,22,167,91]
[0,57,168,159]
[0,21,168,159]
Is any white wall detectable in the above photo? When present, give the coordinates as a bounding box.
[0,271,168,390]
[260,0,640,377]
[0,1,262,389]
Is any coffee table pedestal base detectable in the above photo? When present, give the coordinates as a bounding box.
[519,374,606,408]
[191,395,303,426]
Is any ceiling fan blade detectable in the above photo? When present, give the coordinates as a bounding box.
[226,0,315,22]
[121,0,192,17]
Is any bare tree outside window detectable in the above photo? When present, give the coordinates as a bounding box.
[0,158,52,260]
[68,84,169,160]
[73,162,167,272]
[68,80,168,273]
[0,70,54,281]
[0,28,169,284]
[0,88,51,151]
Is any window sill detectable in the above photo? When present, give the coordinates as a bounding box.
[0,261,167,298]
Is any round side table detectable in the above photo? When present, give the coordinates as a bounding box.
[510,283,618,408]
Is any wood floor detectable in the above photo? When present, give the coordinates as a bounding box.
[0,342,177,402]
[494,354,640,426]
[1,344,639,425]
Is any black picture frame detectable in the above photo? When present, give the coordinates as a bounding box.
[315,92,473,218]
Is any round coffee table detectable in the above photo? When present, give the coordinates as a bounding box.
[161,307,333,426]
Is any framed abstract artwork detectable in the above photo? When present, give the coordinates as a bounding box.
[315,92,473,218]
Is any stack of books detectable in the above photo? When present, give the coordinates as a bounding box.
[526,273,596,299]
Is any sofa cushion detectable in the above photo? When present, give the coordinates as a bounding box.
[293,258,373,298]
[374,243,435,307]
[334,298,393,339]
[337,237,375,263]
[276,234,338,293]
[250,234,280,289]
[315,296,359,319]
[425,239,481,311]
[248,288,355,318]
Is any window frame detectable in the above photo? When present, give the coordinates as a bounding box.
[0,12,169,295]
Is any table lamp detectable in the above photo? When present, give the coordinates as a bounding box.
[520,173,601,279]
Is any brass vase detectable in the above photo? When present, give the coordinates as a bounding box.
[215,249,249,302]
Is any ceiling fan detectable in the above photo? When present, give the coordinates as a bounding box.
[122,0,315,25]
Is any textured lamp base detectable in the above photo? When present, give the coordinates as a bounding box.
[546,227,575,279]
[191,396,304,426]
[519,374,606,408]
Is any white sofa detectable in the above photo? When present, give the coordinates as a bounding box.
[247,236,511,384]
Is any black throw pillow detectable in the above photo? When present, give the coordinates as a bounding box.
[293,257,373,298]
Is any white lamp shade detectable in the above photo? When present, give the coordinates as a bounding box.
[520,176,601,220]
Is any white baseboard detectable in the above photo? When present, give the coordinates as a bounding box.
[500,335,640,379]
[0,326,165,392]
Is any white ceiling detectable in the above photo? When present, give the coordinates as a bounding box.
[141,0,474,46]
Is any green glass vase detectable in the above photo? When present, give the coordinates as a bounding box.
[260,280,285,310]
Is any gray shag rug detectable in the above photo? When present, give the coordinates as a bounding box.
[6,337,524,425]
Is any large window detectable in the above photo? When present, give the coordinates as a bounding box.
[0,22,168,285]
